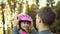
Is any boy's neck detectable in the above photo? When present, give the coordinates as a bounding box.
[38,24,50,32]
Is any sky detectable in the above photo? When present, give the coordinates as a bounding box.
[39,0,59,8]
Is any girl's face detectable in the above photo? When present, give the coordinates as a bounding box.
[21,22,30,30]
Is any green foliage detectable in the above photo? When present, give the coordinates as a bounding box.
[55,1,60,19]
[52,1,60,32]
[28,4,37,29]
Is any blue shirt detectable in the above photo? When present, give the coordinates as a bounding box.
[11,26,38,34]
[39,30,53,34]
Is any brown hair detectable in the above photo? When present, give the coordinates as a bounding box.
[38,7,56,25]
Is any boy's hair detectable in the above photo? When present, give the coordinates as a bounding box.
[38,7,56,25]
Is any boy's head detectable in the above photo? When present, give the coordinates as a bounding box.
[36,7,56,28]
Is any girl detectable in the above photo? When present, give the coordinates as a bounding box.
[17,14,32,34]
[12,13,38,34]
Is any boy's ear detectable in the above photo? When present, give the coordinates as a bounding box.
[38,17,42,23]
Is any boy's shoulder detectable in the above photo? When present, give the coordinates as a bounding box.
[39,30,54,34]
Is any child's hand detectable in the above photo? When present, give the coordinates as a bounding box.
[30,18,34,30]
[13,14,19,26]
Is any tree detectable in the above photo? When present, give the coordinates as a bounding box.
[55,1,60,19]
[28,4,37,30]
[52,1,60,33]
[47,0,55,8]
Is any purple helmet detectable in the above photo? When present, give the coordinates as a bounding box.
[17,14,31,22]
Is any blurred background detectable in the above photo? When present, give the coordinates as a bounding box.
[0,0,60,34]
